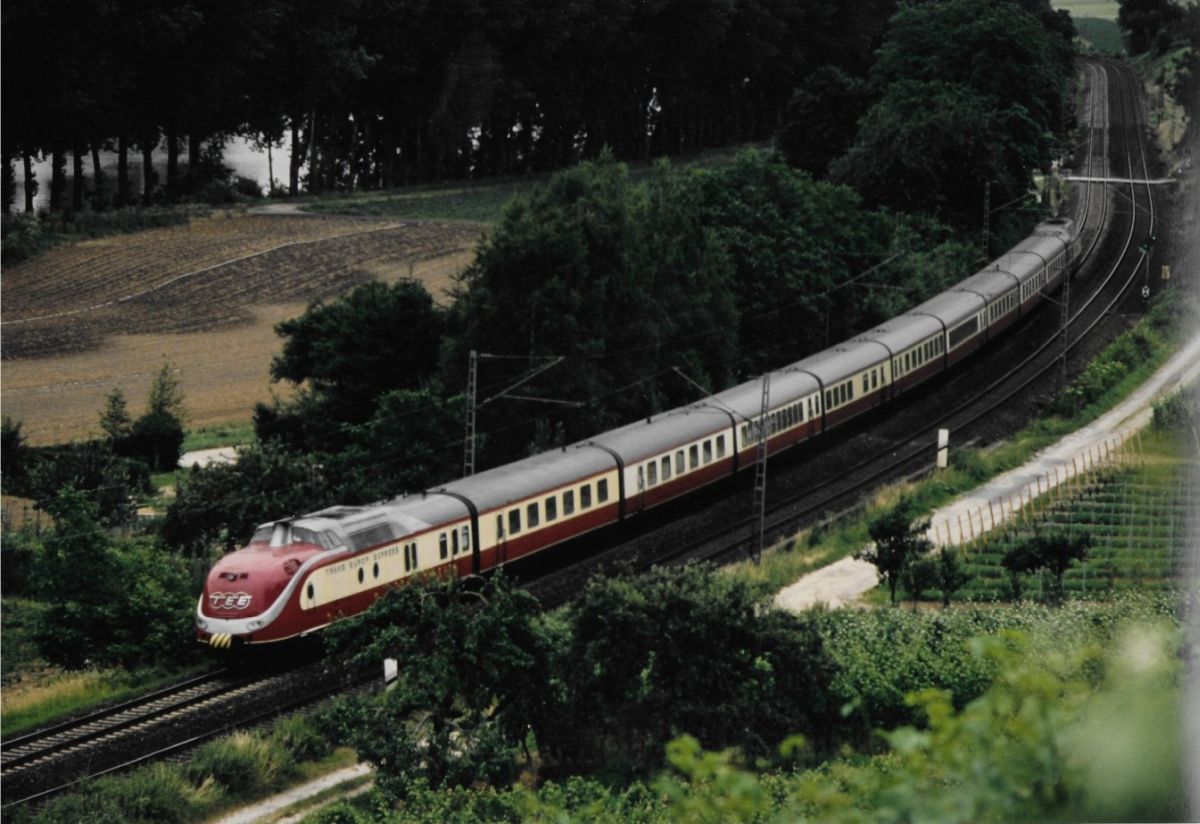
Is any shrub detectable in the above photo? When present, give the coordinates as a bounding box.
[1152,390,1197,431]
[184,732,297,800]
[271,714,334,763]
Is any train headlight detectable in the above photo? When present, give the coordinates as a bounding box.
[196,618,208,631]
[247,619,264,630]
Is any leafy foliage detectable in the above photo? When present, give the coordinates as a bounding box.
[163,441,334,553]
[1002,529,1092,602]
[546,566,837,777]
[264,279,446,445]
[15,441,151,528]
[442,155,737,466]
[857,496,933,605]
[1119,0,1187,54]
[832,0,1074,228]
[28,488,195,669]
[935,546,972,607]
[320,574,550,799]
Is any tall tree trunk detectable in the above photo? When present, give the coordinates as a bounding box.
[289,120,301,196]
[385,126,397,187]
[91,144,104,210]
[72,141,85,212]
[117,134,130,207]
[188,132,201,179]
[142,133,156,205]
[307,108,319,194]
[3,155,13,214]
[267,142,275,196]
[24,151,37,212]
[50,148,66,212]
[348,114,359,194]
[166,128,179,198]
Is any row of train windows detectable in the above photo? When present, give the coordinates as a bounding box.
[1022,267,1051,300]
[897,336,945,376]
[437,526,471,560]
[502,479,610,537]
[743,400,809,446]
[860,367,882,394]
[644,435,728,486]
[825,380,854,411]
[948,315,981,349]
[989,290,1019,321]
[403,541,420,571]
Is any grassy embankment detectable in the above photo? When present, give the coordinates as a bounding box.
[727,288,1192,599]
[0,598,208,737]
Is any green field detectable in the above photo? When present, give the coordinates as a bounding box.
[1075,16,1125,53]
[1053,0,1120,21]
[960,428,1197,600]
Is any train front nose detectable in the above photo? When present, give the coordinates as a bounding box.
[196,552,293,646]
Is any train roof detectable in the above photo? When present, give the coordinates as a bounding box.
[710,368,820,415]
[909,288,987,329]
[437,445,616,513]
[787,341,886,384]
[851,311,944,354]
[589,404,732,463]
[956,266,1023,302]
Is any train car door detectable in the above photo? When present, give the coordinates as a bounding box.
[495,514,508,566]
[633,465,646,514]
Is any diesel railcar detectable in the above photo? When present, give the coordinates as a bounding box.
[197,218,1078,649]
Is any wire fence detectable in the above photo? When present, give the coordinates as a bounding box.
[932,423,1199,599]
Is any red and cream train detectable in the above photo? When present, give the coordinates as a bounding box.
[197,218,1080,649]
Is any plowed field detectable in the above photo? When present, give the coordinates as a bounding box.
[1,211,482,445]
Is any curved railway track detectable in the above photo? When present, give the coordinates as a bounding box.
[527,58,1162,603]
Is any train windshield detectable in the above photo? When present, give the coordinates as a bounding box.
[292,527,343,551]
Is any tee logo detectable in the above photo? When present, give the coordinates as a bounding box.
[210,591,252,610]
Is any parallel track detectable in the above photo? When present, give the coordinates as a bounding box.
[663,58,1157,568]
[0,658,362,811]
[528,58,1160,600]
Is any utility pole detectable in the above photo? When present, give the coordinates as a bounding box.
[463,350,478,477]
[1060,270,1070,388]
[751,373,771,564]
[982,180,991,260]
[462,353,576,478]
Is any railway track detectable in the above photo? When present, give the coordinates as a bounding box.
[673,58,1156,565]
[527,58,1163,603]
[0,658,363,811]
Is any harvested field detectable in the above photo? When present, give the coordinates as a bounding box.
[1,211,482,445]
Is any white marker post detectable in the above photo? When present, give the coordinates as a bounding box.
[937,429,950,469]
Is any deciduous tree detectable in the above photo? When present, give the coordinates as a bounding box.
[859,496,933,605]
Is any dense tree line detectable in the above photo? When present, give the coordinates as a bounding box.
[2,0,1077,214]
[1,0,892,210]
